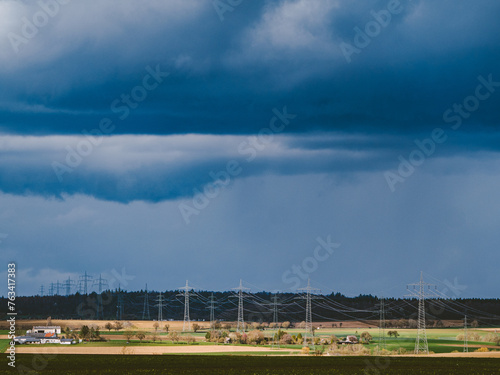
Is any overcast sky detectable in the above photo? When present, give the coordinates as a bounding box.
[1,0,499,298]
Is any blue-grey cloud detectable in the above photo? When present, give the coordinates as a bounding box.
[0,0,499,136]
[1,132,499,202]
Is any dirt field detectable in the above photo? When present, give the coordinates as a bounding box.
[15,319,201,332]
[14,345,500,357]
[15,345,294,355]
[15,319,383,331]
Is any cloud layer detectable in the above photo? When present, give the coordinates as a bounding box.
[1,131,499,202]
[1,0,499,135]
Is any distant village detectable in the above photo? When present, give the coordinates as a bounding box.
[14,326,77,345]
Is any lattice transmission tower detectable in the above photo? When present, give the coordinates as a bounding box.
[116,285,124,320]
[79,271,93,295]
[155,292,164,322]
[55,281,63,295]
[178,280,192,332]
[64,277,75,296]
[464,315,468,353]
[232,280,250,333]
[270,294,282,348]
[378,296,387,350]
[142,284,151,320]
[297,279,320,349]
[93,274,108,319]
[406,271,434,354]
[207,293,217,331]
[48,282,55,296]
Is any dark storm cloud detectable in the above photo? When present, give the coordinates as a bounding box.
[0,133,391,202]
[1,0,499,136]
[0,132,499,203]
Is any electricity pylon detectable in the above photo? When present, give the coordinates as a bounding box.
[93,274,109,320]
[116,285,124,320]
[55,281,63,295]
[207,293,217,331]
[48,283,55,296]
[464,315,468,353]
[407,271,434,354]
[178,280,192,332]
[378,296,387,350]
[232,280,250,333]
[297,279,320,349]
[39,285,45,297]
[271,294,282,348]
[79,271,93,295]
[64,277,75,296]
[155,292,164,321]
[142,284,151,320]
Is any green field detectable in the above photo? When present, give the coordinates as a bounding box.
[2,354,499,374]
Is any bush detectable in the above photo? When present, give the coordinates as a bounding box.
[301,347,310,355]
[476,347,489,352]
[206,331,219,342]
[360,331,372,343]
[280,334,293,345]
[328,344,370,356]
[469,332,481,341]
[483,333,498,343]
[228,332,241,344]
[247,330,265,345]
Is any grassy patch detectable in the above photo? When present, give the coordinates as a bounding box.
[0,339,11,353]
